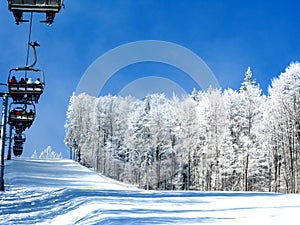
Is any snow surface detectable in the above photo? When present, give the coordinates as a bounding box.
[1,158,300,225]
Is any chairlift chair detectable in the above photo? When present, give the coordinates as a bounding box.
[13,144,23,157]
[8,67,45,103]
[8,103,36,131]
[14,133,26,145]
[7,0,64,25]
[8,41,45,103]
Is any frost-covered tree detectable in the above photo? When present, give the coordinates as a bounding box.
[268,62,300,193]
[31,150,38,158]
[238,67,267,191]
[64,63,300,193]
[174,95,200,190]
[39,146,62,159]
[65,93,96,165]
[124,96,153,189]
[222,88,244,190]
[147,94,179,189]
[198,88,227,191]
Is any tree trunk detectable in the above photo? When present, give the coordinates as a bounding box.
[244,154,249,191]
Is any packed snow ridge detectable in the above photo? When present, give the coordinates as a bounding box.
[1,158,300,225]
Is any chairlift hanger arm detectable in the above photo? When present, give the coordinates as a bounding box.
[28,41,39,68]
[7,41,42,82]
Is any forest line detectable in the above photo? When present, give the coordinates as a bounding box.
[65,62,300,193]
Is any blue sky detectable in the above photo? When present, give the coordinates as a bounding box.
[1,0,300,157]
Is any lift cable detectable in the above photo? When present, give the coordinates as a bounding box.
[25,12,34,78]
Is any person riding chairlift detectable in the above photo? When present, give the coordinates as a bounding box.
[26,78,33,99]
[21,109,27,115]
[19,78,26,84]
[35,78,41,84]
[46,12,56,24]
[27,78,33,84]
[10,76,17,83]
[13,10,23,25]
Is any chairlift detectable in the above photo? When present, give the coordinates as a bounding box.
[8,68,45,103]
[12,127,25,157]
[14,133,26,145]
[8,41,45,103]
[7,0,64,25]
[8,103,36,131]
[13,144,23,157]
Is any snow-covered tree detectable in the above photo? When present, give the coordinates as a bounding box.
[64,63,300,193]
[222,88,244,190]
[238,67,267,191]
[198,88,227,191]
[31,150,38,158]
[173,95,200,190]
[39,146,62,159]
[267,62,300,193]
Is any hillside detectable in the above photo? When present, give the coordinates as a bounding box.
[1,158,300,225]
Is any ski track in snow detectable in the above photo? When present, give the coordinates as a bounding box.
[1,158,300,225]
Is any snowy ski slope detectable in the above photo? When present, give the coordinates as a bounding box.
[1,158,300,225]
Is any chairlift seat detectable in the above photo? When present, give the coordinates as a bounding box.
[13,145,23,157]
[8,0,63,13]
